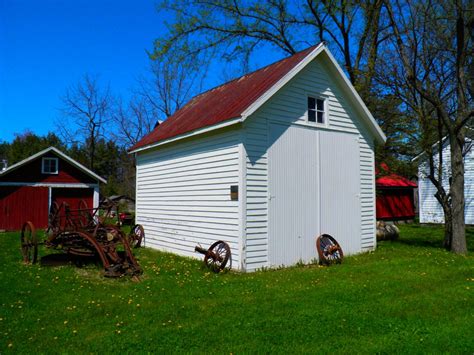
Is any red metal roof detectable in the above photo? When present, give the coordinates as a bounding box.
[375,163,417,188]
[130,45,319,152]
[376,174,417,188]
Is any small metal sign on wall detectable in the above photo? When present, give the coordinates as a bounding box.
[230,185,238,201]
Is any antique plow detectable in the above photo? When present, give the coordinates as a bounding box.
[21,200,144,278]
[194,240,231,273]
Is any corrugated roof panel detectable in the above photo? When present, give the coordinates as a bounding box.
[130,45,319,151]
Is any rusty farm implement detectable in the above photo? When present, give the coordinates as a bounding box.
[194,240,231,273]
[316,234,344,265]
[20,200,144,278]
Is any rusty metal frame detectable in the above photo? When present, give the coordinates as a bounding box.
[21,200,144,278]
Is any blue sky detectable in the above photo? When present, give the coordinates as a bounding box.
[0,0,292,144]
[0,0,164,142]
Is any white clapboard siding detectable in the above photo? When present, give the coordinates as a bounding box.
[244,117,269,271]
[136,129,241,266]
[243,56,377,271]
[418,138,474,224]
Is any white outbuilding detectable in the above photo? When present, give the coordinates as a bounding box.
[417,133,474,224]
[130,43,386,271]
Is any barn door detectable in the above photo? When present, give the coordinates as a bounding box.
[51,188,94,210]
[268,124,320,266]
[319,131,361,255]
[268,125,361,267]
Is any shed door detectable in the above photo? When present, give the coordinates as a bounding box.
[268,124,360,267]
[51,188,94,210]
[319,131,361,255]
[268,124,320,266]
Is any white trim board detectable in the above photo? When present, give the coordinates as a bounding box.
[0,182,99,188]
[129,117,243,154]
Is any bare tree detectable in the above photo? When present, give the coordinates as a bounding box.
[57,74,112,170]
[111,48,209,148]
[153,0,390,92]
[381,0,473,253]
[112,96,157,147]
[140,48,209,117]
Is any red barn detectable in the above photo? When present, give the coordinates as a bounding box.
[376,168,417,220]
[0,147,106,230]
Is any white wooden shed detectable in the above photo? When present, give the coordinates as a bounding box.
[417,134,474,224]
[130,43,386,271]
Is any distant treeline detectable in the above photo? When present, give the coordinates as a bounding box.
[0,131,135,198]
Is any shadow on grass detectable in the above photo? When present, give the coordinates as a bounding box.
[40,253,101,268]
[393,224,474,252]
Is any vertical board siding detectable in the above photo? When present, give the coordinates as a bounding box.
[0,186,49,230]
[319,131,361,255]
[418,138,474,224]
[244,56,377,271]
[136,130,241,267]
[267,124,321,267]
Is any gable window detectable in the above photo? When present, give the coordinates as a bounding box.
[307,96,326,124]
[42,157,58,174]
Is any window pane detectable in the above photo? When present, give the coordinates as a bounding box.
[308,97,315,109]
[308,110,316,122]
[317,111,324,123]
[317,99,324,111]
[43,158,57,173]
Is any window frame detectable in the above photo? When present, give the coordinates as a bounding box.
[306,95,328,126]
[41,157,59,174]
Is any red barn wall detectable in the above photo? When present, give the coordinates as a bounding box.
[0,151,101,230]
[0,186,49,230]
[376,188,416,220]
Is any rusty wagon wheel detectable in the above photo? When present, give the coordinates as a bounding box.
[128,224,144,248]
[316,234,344,266]
[204,240,231,273]
[48,201,61,233]
[77,199,92,227]
[21,221,38,264]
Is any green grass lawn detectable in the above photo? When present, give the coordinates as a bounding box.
[1,224,473,353]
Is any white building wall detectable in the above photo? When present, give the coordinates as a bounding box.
[418,138,474,224]
[244,55,377,271]
[135,129,242,267]
[243,117,269,270]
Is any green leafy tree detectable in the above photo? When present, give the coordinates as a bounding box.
[155,1,388,89]
[381,0,474,253]
[4,131,65,165]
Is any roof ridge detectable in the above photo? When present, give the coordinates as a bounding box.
[130,41,385,152]
[187,44,320,105]
[0,146,107,183]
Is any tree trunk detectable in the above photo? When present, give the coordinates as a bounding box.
[443,209,453,250]
[449,133,467,254]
